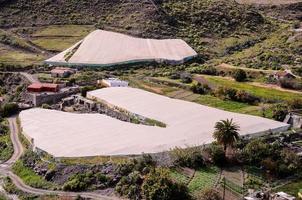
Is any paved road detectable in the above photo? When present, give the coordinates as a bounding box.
[0,116,119,200]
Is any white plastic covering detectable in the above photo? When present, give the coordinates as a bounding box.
[20,88,289,157]
[45,30,198,66]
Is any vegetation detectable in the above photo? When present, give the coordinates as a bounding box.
[188,166,219,193]
[232,69,247,82]
[0,119,13,162]
[195,188,222,200]
[0,103,19,117]
[213,119,240,153]
[170,147,204,169]
[142,168,190,200]
[12,151,56,190]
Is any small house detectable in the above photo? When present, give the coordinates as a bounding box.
[51,67,76,78]
[98,78,129,87]
[27,83,59,93]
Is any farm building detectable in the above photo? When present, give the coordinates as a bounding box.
[45,30,197,67]
[27,83,59,93]
[50,67,76,78]
[98,78,129,87]
[19,87,289,157]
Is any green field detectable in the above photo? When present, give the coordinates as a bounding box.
[31,25,94,52]
[203,75,301,101]
[32,37,81,52]
[0,46,45,65]
[188,166,219,193]
[170,169,190,184]
[32,25,94,37]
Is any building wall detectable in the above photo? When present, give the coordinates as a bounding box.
[28,87,80,106]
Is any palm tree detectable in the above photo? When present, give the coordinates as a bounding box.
[213,119,240,155]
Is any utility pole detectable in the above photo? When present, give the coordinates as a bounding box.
[223,176,226,200]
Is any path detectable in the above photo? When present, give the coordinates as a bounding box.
[0,116,119,200]
[19,72,40,83]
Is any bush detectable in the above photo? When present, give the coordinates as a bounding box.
[272,104,288,122]
[235,90,259,105]
[170,147,204,169]
[180,72,192,83]
[243,139,270,166]
[188,66,217,75]
[288,98,302,110]
[142,168,190,200]
[63,172,95,191]
[195,188,222,200]
[115,171,143,199]
[1,103,19,117]
[232,69,247,82]
[191,83,211,95]
[279,78,302,90]
[80,86,97,97]
[207,144,225,167]
[169,72,181,80]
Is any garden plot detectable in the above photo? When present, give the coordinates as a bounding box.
[20,87,289,157]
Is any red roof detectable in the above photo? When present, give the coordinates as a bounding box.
[28,83,58,89]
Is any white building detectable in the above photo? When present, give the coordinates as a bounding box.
[98,78,129,87]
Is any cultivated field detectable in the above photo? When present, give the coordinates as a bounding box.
[20,88,289,157]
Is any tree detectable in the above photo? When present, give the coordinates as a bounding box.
[213,119,240,155]
[196,188,222,200]
[0,103,19,117]
[142,168,190,200]
[232,69,247,82]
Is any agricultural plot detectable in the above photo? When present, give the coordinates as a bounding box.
[188,166,219,193]
[0,45,45,66]
[203,75,302,101]
[31,25,94,52]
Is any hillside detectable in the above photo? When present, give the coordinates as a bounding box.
[0,0,300,70]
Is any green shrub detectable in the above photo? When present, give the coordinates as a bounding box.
[207,144,225,167]
[271,103,288,121]
[1,103,19,117]
[115,171,143,199]
[232,69,247,82]
[180,72,192,83]
[243,139,270,166]
[142,168,190,200]
[191,83,211,95]
[170,147,204,169]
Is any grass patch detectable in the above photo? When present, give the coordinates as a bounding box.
[0,45,44,65]
[12,160,56,189]
[32,25,94,37]
[32,37,82,52]
[204,75,301,101]
[170,169,190,184]
[31,25,94,51]
[188,166,219,193]
[60,156,129,165]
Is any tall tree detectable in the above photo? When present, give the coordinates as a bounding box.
[213,119,240,155]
